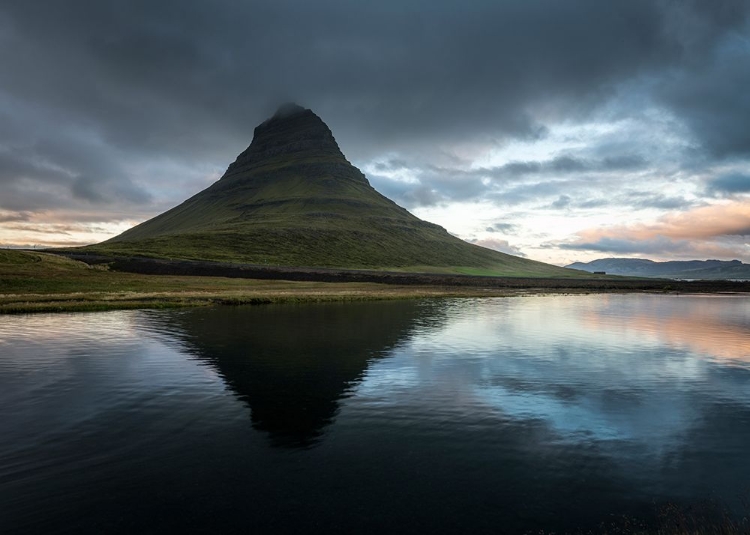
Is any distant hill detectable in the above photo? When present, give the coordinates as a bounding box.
[566,258,750,280]
[86,104,580,277]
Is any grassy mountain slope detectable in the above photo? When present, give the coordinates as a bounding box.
[87,105,578,277]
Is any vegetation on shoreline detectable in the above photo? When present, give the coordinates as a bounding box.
[0,250,527,314]
[3,250,748,314]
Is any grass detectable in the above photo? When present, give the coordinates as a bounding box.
[0,250,529,314]
[83,227,580,277]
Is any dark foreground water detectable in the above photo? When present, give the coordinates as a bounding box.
[1,294,749,534]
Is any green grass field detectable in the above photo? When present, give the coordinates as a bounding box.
[0,250,524,313]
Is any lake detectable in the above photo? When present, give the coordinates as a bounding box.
[1,294,749,534]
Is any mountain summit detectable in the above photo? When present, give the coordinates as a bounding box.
[227,103,348,169]
[94,105,574,276]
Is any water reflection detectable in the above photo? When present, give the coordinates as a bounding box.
[352,295,750,515]
[139,301,443,447]
[360,296,750,450]
[581,294,750,363]
[2,295,749,534]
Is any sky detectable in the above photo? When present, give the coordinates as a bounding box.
[1,0,749,266]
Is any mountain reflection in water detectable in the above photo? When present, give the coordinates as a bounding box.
[139,300,445,447]
[1,295,749,534]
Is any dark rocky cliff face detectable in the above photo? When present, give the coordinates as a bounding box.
[223,103,352,179]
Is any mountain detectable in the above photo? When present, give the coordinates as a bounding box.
[89,104,576,277]
[567,258,750,280]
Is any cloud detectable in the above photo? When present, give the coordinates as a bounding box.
[71,175,152,205]
[655,28,750,158]
[636,202,750,239]
[372,158,411,172]
[621,192,695,210]
[0,211,32,223]
[560,236,691,255]
[707,173,750,196]
[577,199,610,209]
[371,149,687,212]
[486,223,518,234]
[572,202,750,241]
[405,185,443,208]
[2,0,746,159]
[367,161,488,208]
[0,1,749,261]
[494,180,573,206]
[557,201,750,260]
[558,236,745,261]
[550,195,572,210]
[470,238,527,257]
[474,154,648,182]
[0,101,154,213]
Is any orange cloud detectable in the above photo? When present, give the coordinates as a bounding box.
[577,201,750,242]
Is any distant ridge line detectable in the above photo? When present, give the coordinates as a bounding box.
[567,257,750,280]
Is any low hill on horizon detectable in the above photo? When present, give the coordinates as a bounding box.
[567,257,750,280]
[83,104,580,278]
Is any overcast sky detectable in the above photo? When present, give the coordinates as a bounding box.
[1,0,749,265]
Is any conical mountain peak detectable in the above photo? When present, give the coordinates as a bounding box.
[224,104,346,177]
[95,106,575,277]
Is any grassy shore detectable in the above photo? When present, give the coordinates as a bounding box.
[3,249,748,314]
[0,250,531,314]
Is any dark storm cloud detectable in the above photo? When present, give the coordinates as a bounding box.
[0,0,748,225]
[2,1,745,150]
[707,173,750,196]
[655,6,750,158]
[474,154,648,182]
[0,130,151,210]
[71,174,152,205]
[0,148,69,187]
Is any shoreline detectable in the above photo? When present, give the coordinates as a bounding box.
[0,286,603,314]
[2,250,749,314]
[3,285,746,315]
[56,252,750,292]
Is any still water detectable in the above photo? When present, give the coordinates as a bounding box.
[1,294,749,534]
